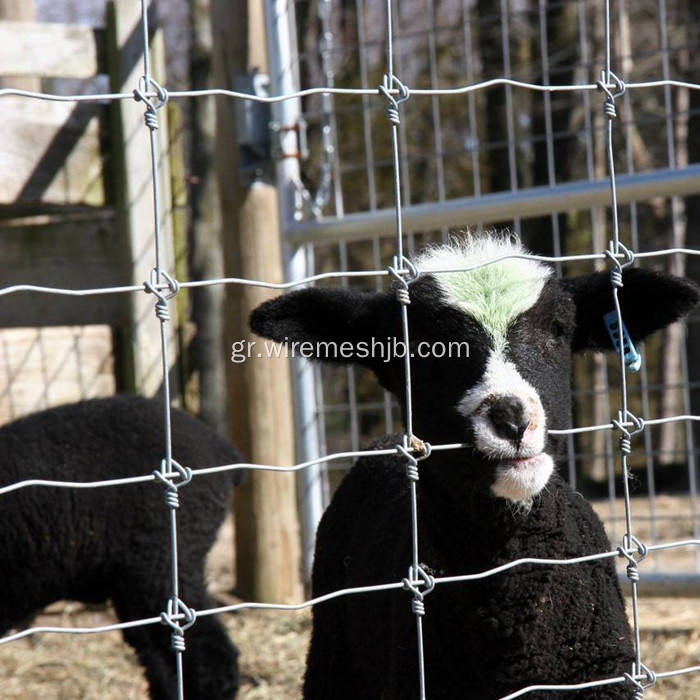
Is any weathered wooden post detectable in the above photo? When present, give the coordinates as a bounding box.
[211,0,303,603]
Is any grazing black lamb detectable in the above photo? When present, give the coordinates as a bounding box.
[0,394,241,699]
[250,235,700,699]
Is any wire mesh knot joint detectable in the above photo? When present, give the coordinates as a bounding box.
[144,269,180,323]
[160,596,197,653]
[611,410,644,456]
[402,565,435,617]
[617,533,649,583]
[604,240,635,288]
[624,663,657,698]
[153,458,193,510]
[133,76,169,131]
[387,256,419,305]
[378,74,410,126]
[596,70,626,120]
[397,443,420,482]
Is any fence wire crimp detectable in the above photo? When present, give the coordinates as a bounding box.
[133,75,169,131]
[624,663,658,699]
[611,410,644,458]
[604,240,635,288]
[378,73,410,126]
[402,564,435,617]
[160,595,197,653]
[596,70,626,120]
[617,533,649,584]
[153,458,193,511]
[387,256,419,306]
[144,269,180,323]
[396,440,431,482]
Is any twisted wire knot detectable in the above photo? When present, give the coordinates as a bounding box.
[624,674,645,699]
[402,565,435,617]
[164,489,180,510]
[144,269,180,323]
[133,76,169,131]
[170,633,186,652]
[411,598,426,616]
[611,410,644,458]
[378,74,410,126]
[397,443,420,482]
[618,434,631,455]
[160,596,196,652]
[387,256,419,306]
[618,533,648,583]
[623,664,657,698]
[153,458,193,511]
[596,70,625,121]
[603,240,635,288]
[641,664,657,690]
[610,267,623,288]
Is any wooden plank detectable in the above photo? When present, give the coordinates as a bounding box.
[0,97,106,209]
[0,21,102,79]
[0,214,125,327]
[0,1,39,90]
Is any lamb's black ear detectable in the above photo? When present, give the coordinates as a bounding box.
[250,287,398,364]
[563,267,700,352]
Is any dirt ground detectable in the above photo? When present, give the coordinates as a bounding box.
[0,501,698,699]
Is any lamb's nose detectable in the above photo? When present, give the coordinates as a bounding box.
[488,396,529,445]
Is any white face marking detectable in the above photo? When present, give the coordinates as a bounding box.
[415,235,551,352]
[490,454,554,503]
[457,351,554,503]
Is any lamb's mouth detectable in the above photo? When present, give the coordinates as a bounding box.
[489,452,555,503]
[504,453,544,468]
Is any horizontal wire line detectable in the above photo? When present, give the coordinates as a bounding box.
[0,443,464,496]
[1,248,699,299]
[502,663,700,700]
[549,414,700,435]
[3,78,700,105]
[3,414,700,495]
[2,539,697,645]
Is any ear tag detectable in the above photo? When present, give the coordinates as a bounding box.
[603,310,642,372]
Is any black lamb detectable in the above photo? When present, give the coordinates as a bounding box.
[0,394,241,699]
[250,235,700,699]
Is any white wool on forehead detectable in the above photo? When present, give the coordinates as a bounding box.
[414,235,552,351]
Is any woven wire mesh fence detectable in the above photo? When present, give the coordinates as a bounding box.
[289,0,700,593]
[0,0,699,697]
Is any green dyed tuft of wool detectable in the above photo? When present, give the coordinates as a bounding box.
[415,235,551,351]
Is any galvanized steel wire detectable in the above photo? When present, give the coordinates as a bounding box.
[0,0,699,697]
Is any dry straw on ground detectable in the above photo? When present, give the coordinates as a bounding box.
[0,506,698,699]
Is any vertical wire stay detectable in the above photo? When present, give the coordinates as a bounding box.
[136,2,190,699]
[379,1,431,697]
[598,2,653,694]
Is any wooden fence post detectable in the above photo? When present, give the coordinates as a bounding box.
[211,0,303,603]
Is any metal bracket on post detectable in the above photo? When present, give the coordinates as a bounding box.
[269,116,309,161]
[235,71,273,185]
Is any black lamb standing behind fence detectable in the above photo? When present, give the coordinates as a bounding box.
[0,394,241,699]
[250,235,700,699]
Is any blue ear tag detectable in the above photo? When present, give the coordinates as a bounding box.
[603,310,642,372]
